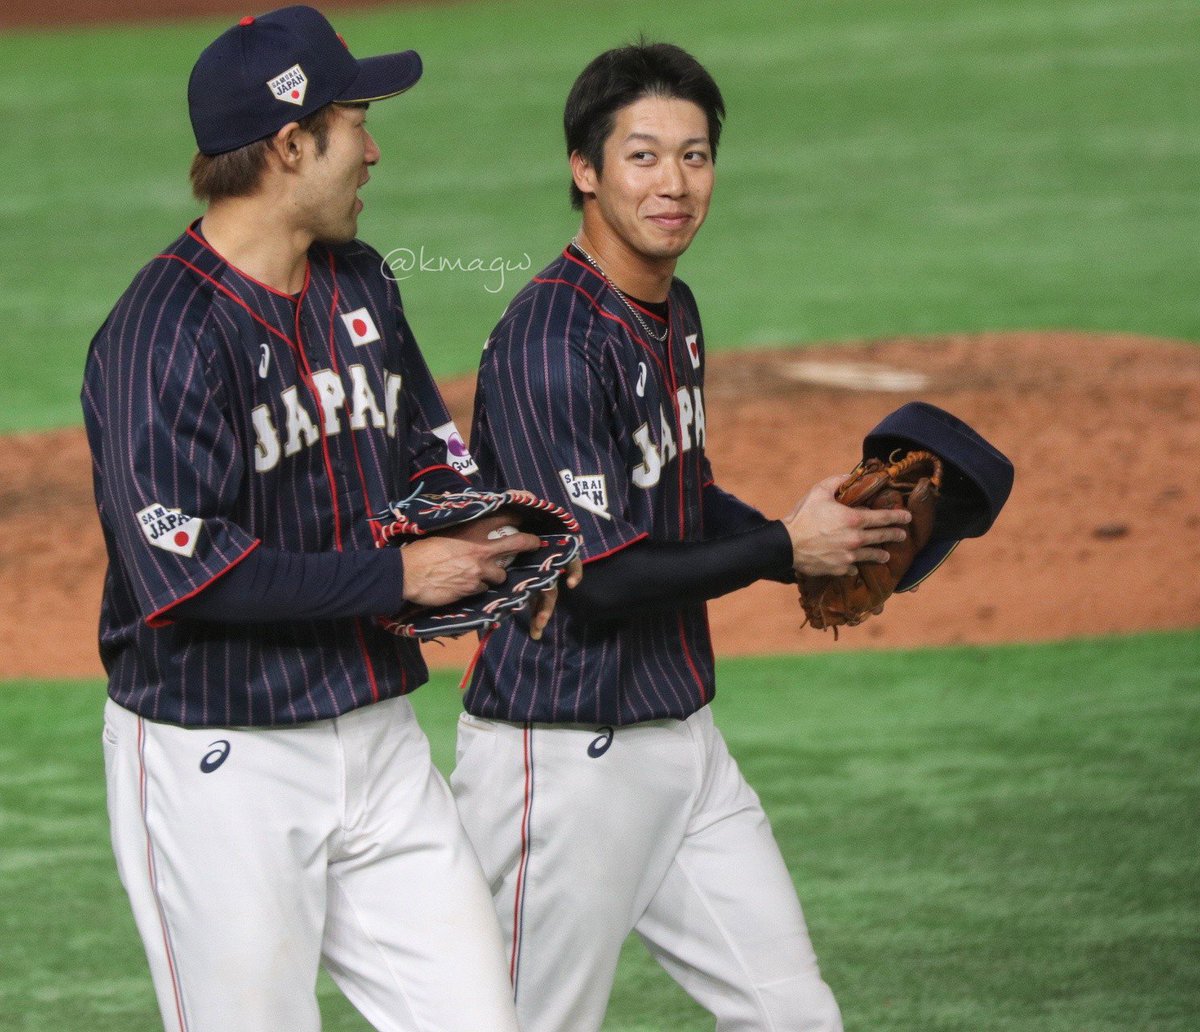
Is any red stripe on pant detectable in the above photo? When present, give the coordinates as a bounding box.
[510,724,535,992]
[137,717,189,1032]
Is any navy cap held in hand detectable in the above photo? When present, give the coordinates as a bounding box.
[862,401,1015,591]
[188,5,422,155]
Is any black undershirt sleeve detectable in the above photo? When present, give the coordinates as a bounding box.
[702,481,770,536]
[169,546,406,623]
[702,482,796,585]
[564,520,794,621]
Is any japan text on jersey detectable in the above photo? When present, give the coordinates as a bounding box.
[463,248,718,726]
[82,224,474,726]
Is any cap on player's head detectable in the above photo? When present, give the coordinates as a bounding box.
[563,41,724,211]
[862,401,1014,592]
[188,5,422,156]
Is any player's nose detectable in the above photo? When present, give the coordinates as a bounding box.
[364,129,381,166]
[656,158,687,197]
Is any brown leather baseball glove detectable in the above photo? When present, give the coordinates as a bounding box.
[798,450,942,635]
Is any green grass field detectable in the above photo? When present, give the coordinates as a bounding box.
[0,0,1196,430]
[1,633,1197,1030]
[2,0,1198,1027]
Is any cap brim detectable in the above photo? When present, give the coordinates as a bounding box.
[339,50,423,103]
[897,538,959,592]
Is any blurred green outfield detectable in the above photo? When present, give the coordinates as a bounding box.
[1,0,1198,1028]
[0,0,1196,430]
[1,634,1197,1030]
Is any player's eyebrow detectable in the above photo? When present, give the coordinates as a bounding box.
[623,132,710,147]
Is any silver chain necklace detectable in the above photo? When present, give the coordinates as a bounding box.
[571,239,669,345]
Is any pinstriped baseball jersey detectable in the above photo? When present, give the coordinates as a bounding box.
[82,223,473,727]
[462,247,717,725]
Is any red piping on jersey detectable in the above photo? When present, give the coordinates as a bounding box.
[153,253,334,530]
[185,226,306,300]
[657,301,709,700]
[352,619,384,701]
[316,247,384,702]
[288,271,346,549]
[457,627,496,692]
[409,462,471,485]
[165,242,340,549]
[561,248,671,326]
[560,246,709,703]
[145,539,261,628]
[532,276,668,380]
[318,248,375,523]
[138,718,190,1032]
[663,305,687,539]
[161,239,383,701]
[581,531,649,565]
[155,254,299,354]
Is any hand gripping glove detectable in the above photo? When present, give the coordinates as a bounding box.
[370,489,582,641]
[798,451,942,635]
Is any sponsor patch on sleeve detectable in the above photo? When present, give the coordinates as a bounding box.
[138,504,203,557]
[430,421,479,476]
[559,469,611,520]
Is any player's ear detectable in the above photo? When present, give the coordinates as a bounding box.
[569,151,597,199]
[270,122,304,167]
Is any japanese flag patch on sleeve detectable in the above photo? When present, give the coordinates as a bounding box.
[340,308,381,346]
[138,503,203,557]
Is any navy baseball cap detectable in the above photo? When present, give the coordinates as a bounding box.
[188,5,423,155]
[862,401,1014,591]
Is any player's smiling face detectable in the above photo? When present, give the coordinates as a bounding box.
[298,104,379,244]
[574,95,714,270]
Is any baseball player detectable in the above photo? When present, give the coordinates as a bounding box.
[450,43,912,1032]
[81,7,550,1031]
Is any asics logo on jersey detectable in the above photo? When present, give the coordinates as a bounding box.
[631,386,707,489]
[200,739,231,773]
[587,727,614,758]
[251,367,405,473]
[636,362,648,397]
[259,344,271,379]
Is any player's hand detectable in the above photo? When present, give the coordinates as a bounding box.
[527,555,584,641]
[783,474,912,578]
[399,529,543,607]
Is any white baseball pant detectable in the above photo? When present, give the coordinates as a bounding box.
[103,694,519,1032]
[451,704,843,1032]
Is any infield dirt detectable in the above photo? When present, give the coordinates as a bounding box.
[5,331,1198,679]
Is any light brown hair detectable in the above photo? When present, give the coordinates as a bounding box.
[189,102,346,203]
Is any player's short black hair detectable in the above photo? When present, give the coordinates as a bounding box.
[563,41,725,211]
[189,101,362,204]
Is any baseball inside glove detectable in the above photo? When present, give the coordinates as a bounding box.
[370,488,582,641]
[798,450,942,636]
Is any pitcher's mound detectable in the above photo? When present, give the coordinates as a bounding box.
[3,331,1198,678]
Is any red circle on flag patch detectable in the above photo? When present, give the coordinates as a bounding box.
[174,531,190,547]
[352,318,368,337]
[291,90,300,99]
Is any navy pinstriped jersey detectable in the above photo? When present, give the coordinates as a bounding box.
[82,223,474,727]
[462,247,718,725]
